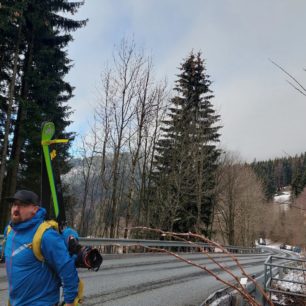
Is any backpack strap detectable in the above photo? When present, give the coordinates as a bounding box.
[73,278,84,305]
[32,220,59,261]
[6,225,12,235]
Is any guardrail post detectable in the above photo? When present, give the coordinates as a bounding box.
[269,256,273,304]
[269,257,272,293]
[263,255,273,306]
[263,262,267,306]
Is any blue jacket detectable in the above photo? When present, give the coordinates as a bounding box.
[62,227,79,246]
[4,208,79,306]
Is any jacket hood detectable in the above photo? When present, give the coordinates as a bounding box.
[10,207,46,231]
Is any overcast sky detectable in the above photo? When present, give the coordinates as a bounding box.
[65,0,306,162]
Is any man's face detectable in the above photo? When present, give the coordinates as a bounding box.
[10,201,39,224]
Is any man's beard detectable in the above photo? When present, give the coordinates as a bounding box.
[11,211,22,223]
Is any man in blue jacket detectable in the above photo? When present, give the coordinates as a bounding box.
[3,190,79,306]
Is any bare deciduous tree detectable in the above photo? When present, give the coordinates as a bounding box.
[214,152,266,246]
[73,38,169,239]
[104,39,145,238]
[78,123,99,236]
[270,59,306,97]
[266,187,306,247]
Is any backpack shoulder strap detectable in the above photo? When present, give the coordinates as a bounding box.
[6,225,12,236]
[32,220,59,261]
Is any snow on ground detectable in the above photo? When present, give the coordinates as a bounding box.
[275,269,306,293]
[273,190,291,211]
[274,191,291,204]
[271,293,287,305]
[271,266,306,305]
[266,242,282,249]
[209,294,231,306]
[255,239,283,249]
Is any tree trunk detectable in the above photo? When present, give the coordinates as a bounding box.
[109,146,121,239]
[6,32,34,198]
[0,26,22,230]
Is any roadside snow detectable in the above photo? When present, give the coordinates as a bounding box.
[271,293,287,305]
[209,294,232,306]
[267,243,281,249]
[275,269,306,294]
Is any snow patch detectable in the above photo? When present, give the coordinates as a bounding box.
[275,269,306,294]
[209,294,232,306]
[274,191,291,204]
[271,293,287,305]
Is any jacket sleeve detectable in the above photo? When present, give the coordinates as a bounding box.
[41,229,79,304]
[62,227,79,247]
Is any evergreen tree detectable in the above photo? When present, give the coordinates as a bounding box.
[152,52,221,236]
[250,153,306,200]
[252,160,277,200]
[0,0,27,210]
[0,0,87,230]
[291,153,306,198]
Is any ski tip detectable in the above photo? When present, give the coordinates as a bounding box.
[42,122,55,141]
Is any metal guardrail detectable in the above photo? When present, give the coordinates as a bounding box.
[264,255,306,302]
[77,237,263,254]
[0,234,263,254]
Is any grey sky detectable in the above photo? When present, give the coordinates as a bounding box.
[65,0,306,162]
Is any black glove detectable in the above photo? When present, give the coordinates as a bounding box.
[68,236,103,271]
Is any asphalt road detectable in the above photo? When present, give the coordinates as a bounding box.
[0,251,275,306]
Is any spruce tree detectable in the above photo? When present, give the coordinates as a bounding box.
[152,52,221,236]
[0,0,87,230]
